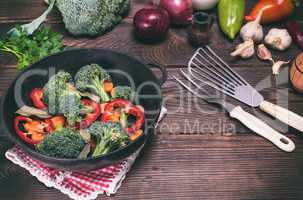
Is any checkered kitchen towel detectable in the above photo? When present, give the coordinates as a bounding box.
[5,107,167,200]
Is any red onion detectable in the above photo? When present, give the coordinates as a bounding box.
[133,7,170,41]
[160,0,193,25]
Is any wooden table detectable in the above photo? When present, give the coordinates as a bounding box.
[1,0,303,199]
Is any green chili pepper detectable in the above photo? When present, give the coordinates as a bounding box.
[218,0,245,40]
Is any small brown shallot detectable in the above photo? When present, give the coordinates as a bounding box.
[15,105,51,118]
[79,129,91,143]
[230,39,255,59]
[78,144,91,159]
[272,60,290,75]
[257,44,274,63]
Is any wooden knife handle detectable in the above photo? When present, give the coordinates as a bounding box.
[260,100,303,132]
[230,106,295,152]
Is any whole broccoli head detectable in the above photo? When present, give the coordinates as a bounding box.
[75,64,111,103]
[58,91,92,126]
[36,128,85,158]
[43,70,72,114]
[111,86,135,101]
[55,0,130,36]
[88,121,130,157]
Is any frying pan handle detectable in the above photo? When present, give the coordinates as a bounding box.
[147,63,168,86]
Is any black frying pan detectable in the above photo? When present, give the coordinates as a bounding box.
[0,48,167,171]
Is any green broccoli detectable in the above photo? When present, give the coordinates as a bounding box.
[75,64,111,103]
[43,70,72,114]
[88,122,130,157]
[58,91,92,126]
[111,86,135,101]
[55,0,130,36]
[36,128,85,158]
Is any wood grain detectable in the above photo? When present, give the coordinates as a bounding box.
[1,0,303,199]
[1,134,303,200]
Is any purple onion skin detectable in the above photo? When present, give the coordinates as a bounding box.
[287,21,303,50]
[160,0,193,26]
[133,7,170,41]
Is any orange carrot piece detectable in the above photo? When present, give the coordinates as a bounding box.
[104,81,114,92]
[130,129,143,141]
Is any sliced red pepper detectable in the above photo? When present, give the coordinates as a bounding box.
[79,99,101,128]
[102,99,145,134]
[14,116,45,144]
[104,99,132,113]
[126,106,145,133]
[30,88,47,109]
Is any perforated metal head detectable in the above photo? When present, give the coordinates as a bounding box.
[188,46,264,107]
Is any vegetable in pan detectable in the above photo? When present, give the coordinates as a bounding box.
[36,128,85,158]
[75,64,112,103]
[111,86,135,101]
[88,122,129,157]
[58,91,92,126]
[43,70,73,114]
[14,63,145,159]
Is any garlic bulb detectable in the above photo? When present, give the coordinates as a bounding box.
[272,60,290,75]
[257,44,274,63]
[264,28,292,51]
[240,10,263,43]
[230,39,255,59]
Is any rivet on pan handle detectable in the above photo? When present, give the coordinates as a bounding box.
[146,62,168,86]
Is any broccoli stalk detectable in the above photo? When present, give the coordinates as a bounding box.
[58,90,92,126]
[75,64,111,103]
[88,122,130,157]
[36,128,85,158]
[43,70,72,114]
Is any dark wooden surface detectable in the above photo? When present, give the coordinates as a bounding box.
[1,0,303,199]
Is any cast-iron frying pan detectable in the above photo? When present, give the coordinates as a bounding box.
[0,48,167,171]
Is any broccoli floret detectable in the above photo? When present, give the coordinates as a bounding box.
[88,122,130,157]
[75,64,111,102]
[43,70,72,114]
[58,91,92,126]
[111,86,135,101]
[55,0,130,36]
[36,128,85,158]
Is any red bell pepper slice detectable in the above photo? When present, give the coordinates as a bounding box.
[104,99,132,112]
[126,106,145,133]
[102,99,145,133]
[30,88,47,109]
[79,99,101,128]
[14,116,45,144]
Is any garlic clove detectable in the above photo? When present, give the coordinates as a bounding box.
[230,39,255,59]
[272,60,290,75]
[257,44,274,63]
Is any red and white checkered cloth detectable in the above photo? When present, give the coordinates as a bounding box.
[5,107,167,200]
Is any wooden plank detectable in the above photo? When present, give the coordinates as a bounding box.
[1,134,303,200]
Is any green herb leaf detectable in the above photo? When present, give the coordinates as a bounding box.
[0,25,64,71]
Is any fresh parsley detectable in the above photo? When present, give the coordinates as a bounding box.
[0,25,64,70]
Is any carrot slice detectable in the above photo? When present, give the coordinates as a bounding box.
[130,129,143,141]
[104,81,114,92]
